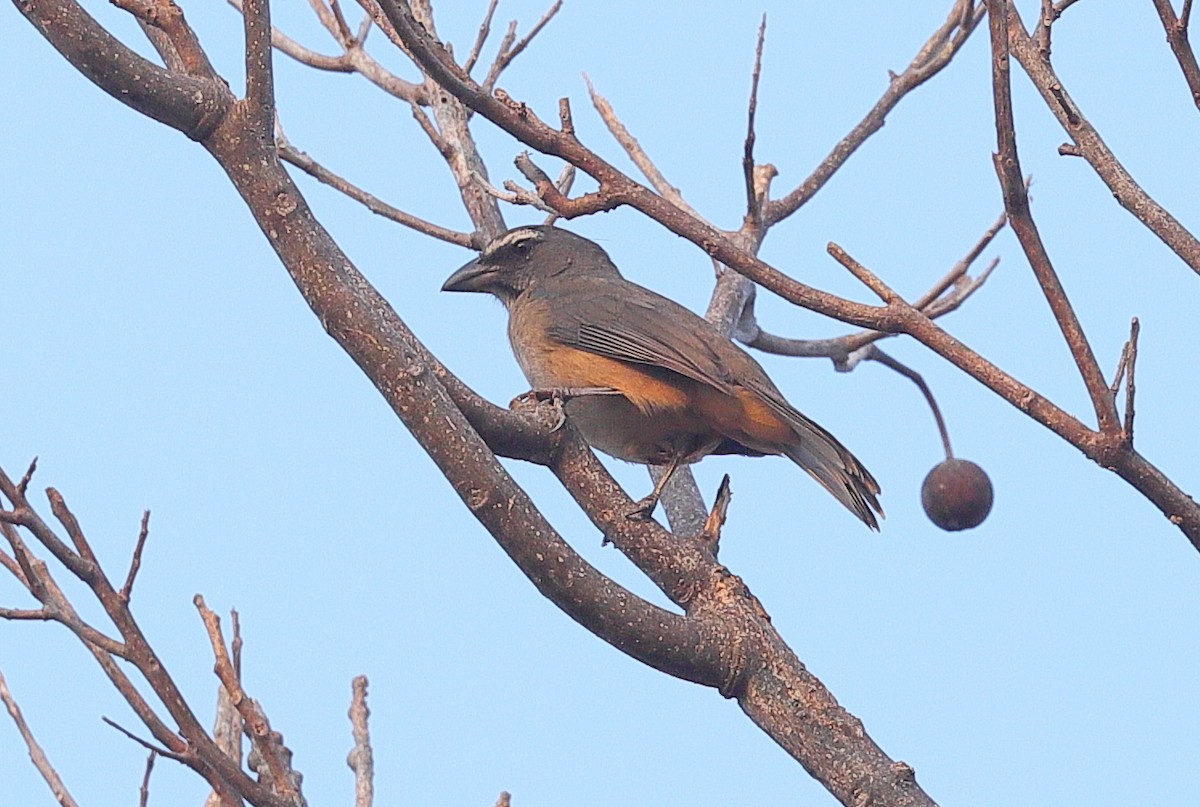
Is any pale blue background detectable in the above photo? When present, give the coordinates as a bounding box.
[3,2,1197,805]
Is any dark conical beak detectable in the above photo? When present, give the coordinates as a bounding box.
[441,256,494,293]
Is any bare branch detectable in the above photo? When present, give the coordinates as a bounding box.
[1152,0,1200,111]
[763,1,985,225]
[17,457,37,497]
[463,0,499,75]
[347,676,374,807]
[119,510,152,604]
[584,75,706,221]
[481,0,563,92]
[1004,5,1200,274]
[492,177,561,213]
[988,0,1119,434]
[698,474,732,556]
[227,0,428,101]
[827,242,906,305]
[749,207,1004,361]
[275,127,474,247]
[0,464,294,806]
[138,751,157,807]
[306,0,352,45]
[100,717,184,762]
[407,2,508,238]
[242,0,277,126]
[0,668,80,807]
[742,15,767,225]
[1116,317,1141,444]
[1052,0,1086,13]
[228,0,351,70]
[14,0,232,137]
[195,596,304,804]
[514,152,622,216]
[111,0,219,79]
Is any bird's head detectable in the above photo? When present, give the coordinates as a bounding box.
[442,225,620,305]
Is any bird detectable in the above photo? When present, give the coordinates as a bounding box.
[442,225,883,530]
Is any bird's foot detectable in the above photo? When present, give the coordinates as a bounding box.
[509,389,568,431]
[512,387,622,432]
[625,493,661,521]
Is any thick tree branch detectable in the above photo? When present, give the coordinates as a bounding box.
[383,0,1200,551]
[13,0,231,137]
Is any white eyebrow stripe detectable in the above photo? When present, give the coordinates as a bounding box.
[482,228,543,259]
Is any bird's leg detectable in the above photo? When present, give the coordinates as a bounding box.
[626,453,682,521]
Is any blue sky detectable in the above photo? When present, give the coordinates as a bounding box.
[3,2,1198,805]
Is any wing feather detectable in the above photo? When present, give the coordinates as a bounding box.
[539,280,736,393]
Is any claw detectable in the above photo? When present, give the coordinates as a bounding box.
[624,453,683,522]
[625,493,660,521]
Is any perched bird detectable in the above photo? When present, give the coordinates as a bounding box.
[442,225,882,529]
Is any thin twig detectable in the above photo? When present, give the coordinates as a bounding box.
[347,676,374,807]
[0,667,81,807]
[327,0,354,43]
[512,152,620,216]
[584,75,707,221]
[306,0,356,51]
[1152,0,1200,111]
[120,510,152,603]
[17,457,38,497]
[195,596,303,803]
[138,751,157,807]
[481,0,562,92]
[1051,0,1086,15]
[827,243,905,305]
[868,346,954,459]
[1004,4,1200,274]
[101,717,187,762]
[763,0,984,225]
[698,475,732,556]
[542,164,576,225]
[1122,317,1140,444]
[743,15,767,225]
[988,0,1118,434]
[463,0,499,75]
[47,488,95,565]
[275,127,473,247]
[228,0,427,100]
[736,208,1001,364]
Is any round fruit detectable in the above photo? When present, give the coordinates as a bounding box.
[921,459,993,531]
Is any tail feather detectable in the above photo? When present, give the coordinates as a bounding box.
[760,391,883,530]
[784,441,883,531]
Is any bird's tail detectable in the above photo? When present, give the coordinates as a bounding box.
[780,417,883,531]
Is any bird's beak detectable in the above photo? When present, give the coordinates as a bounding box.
[441,257,494,293]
